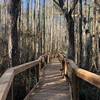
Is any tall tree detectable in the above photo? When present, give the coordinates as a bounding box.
[37,0,42,56]
[79,0,83,66]
[33,0,36,58]
[43,0,46,53]
[53,0,78,61]
[8,0,21,66]
[27,0,30,31]
[91,0,98,71]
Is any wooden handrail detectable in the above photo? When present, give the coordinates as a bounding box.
[14,60,39,75]
[58,53,100,100]
[58,53,100,88]
[76,68,100,88]
[0,69,14,100]
[66,59,100,88]
[0,55,48,100]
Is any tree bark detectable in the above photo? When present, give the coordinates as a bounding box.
[53,0,78,61]
[79,0,83,66]
[65,13,75,61]
[9,0,21,66]
[27,0,30,31]
[43,0,46,54]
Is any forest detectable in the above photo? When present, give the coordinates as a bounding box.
[0,0,100,100]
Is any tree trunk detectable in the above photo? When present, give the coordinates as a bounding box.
[65,13,75,61]
[79,0,83,66]
[91,0,98,71]
[43,0,46,54]
[33,0,36,58]
[53,0,78,61]
[9,0,20,66]
[27,0,30,31]
[38,0,42,56]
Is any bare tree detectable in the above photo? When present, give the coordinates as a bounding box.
[53,0,78,61]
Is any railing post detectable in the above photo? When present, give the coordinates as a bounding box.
[71,70,79,100]
[47,55,50,63]
[39,59,41,78]
[60,58,64,76]
[45,55,48,65]
[67,63,79,100]
[64,59,68,77]
[11,83,14,100]
[36,64,39,82]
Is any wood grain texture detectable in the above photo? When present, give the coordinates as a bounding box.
[0,55,47,100]
[29,59,71,100]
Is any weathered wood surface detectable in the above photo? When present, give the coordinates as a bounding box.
[58,53,100,89]
[29,59,71,100]
[67,59,100,88]
[0,69,14,100]
[0,55,47,100]
[58,53,100,100]
[1,53,100,100]
[0,60,39,100]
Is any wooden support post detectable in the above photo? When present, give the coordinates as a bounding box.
[64,60,68,77]
[47,55,50,63]
[36,64,39,82]
[44,57,46,67]
[67,62,79,100]
[60,59,64,76]
[45,55,48,64]
[11,83,13,100]
[71,70,79,100]
[39,60,41,74]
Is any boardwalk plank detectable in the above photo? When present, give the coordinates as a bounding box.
[29,59,71,100]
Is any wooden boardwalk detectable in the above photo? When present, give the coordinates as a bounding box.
[29,59,71,100]
[1,55,100,100]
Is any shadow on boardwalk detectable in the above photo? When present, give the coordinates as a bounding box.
[29,59,71,100]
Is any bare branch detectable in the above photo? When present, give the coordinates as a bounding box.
[53,0,65,10]
[53,0,60,7]
[69,0,78,14]
[53,0,78,16]
[58,0,64,9]
[53,0,68,14]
